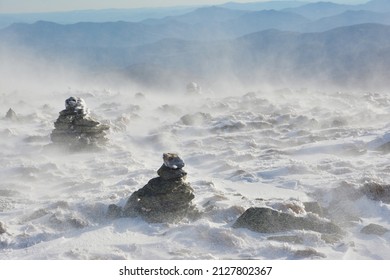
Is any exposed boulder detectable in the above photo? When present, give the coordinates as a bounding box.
[50,97,109,151]
[108,153,197,223]
[0,221,6,235]
[293,248,326,259]
[267,235,303,244]
[180,112,211,126]
[360,223,389,236]
[360,182,390,204]
[233,207,343,235]
[303,201,324,217]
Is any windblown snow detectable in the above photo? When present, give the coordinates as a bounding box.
[1,86,390,260]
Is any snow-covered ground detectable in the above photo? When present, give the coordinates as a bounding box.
[1,84,390,260]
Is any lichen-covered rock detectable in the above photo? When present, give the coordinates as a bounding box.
[233,207,343,235]
[50,97,109,151]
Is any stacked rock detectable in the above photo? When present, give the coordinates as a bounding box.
[50,97,109,151]
[108,153,196,223]
[5,108,18,121]
[186,82,201,95]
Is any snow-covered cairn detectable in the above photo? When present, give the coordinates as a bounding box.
[50,97,109,151]
[108,153,197,223]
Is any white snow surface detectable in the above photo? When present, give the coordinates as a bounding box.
[1,86,390,260]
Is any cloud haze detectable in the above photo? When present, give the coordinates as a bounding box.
[0,0,368,13]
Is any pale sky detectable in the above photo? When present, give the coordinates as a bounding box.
[0,0,369,14]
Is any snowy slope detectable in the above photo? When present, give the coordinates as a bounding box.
[1,85,390,260]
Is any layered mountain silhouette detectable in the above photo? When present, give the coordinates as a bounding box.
[1,1,390,90]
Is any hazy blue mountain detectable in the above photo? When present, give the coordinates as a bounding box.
[304,10,390,32]
[0,20,194,48]
[142,7,310,39]
[116,24,390,89]
[225,9,310,34]
[163,6,248,25]
[0,6,199,29]
[283,0,390,20]
[361,0,390,12]
[220,1,309,11]
[236,23,390,88]
[2,5,390,90]
[0,8,311,47]
[283,2,352,20]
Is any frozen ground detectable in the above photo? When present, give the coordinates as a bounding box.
[1,85,390,259]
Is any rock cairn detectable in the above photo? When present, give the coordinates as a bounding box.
[186,82,201,95]
[50,97,109,151]
[108,153,196,223]
[5,108,18,121]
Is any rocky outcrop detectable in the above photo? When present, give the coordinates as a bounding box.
[50,97,109,151]
[360,182,390,204]
[233,207,343,235]
[360,223,389,236]
[108,153,197,223]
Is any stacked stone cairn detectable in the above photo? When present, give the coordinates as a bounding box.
[108,153,196,223]
[5,108,18,121]
[186,82,201,95]
[50,97,109,151]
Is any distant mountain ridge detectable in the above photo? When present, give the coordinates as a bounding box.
[1,1,390,90]
[283,0,390,19]
[220,1,309,11]
[4,22,388,89]
[113,23,390,89]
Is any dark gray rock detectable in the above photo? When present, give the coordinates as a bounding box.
[111,153,197,223]
[0,221,6,235]
[267,235,303,244]
[106,204,123,219]
[293,248,326,259]
[157,164,187,180]
[360,182,390,203]
[5,108,17,120]
[163,153,185,169]
[50,97,109,151]
[360,223,389,236]
[233,207,343,235]
[122,176,195,223]
[303,201,324,217]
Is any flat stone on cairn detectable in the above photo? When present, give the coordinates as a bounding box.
[50,97,109,151]
[108,153,196,223]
